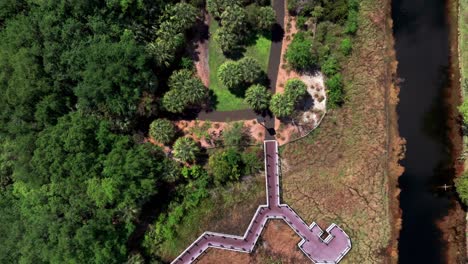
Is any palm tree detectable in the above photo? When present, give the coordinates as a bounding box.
[149,119,175,145]
[173,137,200,163]
[245,84,271,111]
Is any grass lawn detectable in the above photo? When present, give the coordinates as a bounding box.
[208,19,272,111]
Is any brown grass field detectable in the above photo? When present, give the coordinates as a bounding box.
[279,0,400,262]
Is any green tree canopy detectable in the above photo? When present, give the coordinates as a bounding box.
[247,5,276,31]
[206,0,242,18]
[244,84,271,111]
[270,93,294,118]
[173,137,200,163]
[162,69,207,113]
[147,2,198,67]
[218,57,263,93]
[149,119,175,145]
[285,32,315,70]
[284,78,308,103]
[458,99,468,122]
[15,112,171,263]
[208,147,243,185]
[214,4,249,54]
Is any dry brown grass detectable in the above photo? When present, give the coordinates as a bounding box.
[198,220,310,264]
[279,0,399,263]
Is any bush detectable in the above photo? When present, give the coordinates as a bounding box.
[208,148,243,185]
[325,73,344,108]
[241,148,263,175]
[297,16,308,30]
[223,122,250,147]
[149,119,175,145]
[321,56,340,76]
[340,38,352,56]
[285,32,315,70]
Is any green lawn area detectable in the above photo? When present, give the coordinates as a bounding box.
[208,19,272,111]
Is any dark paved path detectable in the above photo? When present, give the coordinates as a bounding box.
[197,109,257,122]
[264,0,285,140]
[197,0,285,140]
[171,141,351,264]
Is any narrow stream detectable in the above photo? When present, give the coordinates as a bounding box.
[392,0,460,263]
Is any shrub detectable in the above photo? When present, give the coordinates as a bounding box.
[287,0,299,14]
[321,56,340,76]
[325,73,344,108]
[345,9,358,34]
[297,16,308,30]
[208,148,243,185]
[241,148,263,175]
[285,32,315,70]
[149,119,175,145]
[340,38,352,56]
[223,122,250,147]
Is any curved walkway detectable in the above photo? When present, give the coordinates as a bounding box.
[171,140,351,264]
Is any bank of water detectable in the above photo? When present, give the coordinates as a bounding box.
[392,0,465,263]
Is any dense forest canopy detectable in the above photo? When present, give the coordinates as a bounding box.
[0,0,189,262]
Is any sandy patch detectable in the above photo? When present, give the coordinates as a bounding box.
[275,73,327,145]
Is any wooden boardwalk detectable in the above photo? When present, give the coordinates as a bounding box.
[171,141,351,264]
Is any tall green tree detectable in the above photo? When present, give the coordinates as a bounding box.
[173,137,200,163]
[244,84,271,111]
[208,148,243,185]
[149,119,175,145]
[285,32,315,70]
[15,112,170,263]
[206,0,242,18]
[270,93,294,118]
[284,78,307,103]
[162,69,207,113]
[218,57,263,92]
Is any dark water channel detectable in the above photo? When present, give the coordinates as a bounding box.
[393,0,460,263]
